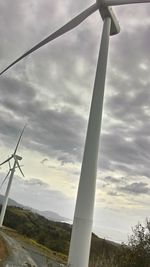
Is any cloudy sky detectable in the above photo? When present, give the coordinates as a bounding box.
[0,0,150,243]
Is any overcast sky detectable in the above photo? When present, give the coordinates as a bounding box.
[0,0,150,243]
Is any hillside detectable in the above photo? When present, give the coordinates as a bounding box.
[0,194,69,222]
[0,205,119,266]
[0,227,67,266]
[0,195,23,208]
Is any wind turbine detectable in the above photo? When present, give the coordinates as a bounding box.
[0,0,150,266]
[0,126,25,227]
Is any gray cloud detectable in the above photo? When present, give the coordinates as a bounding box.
[23,178,48,187]
[1,0,150,242]
[0,1,150,196]
[97,6,150,177]
[0,75,87,163]
[0,173,73,216]
[103,176,120,184]
[118,182,150,195]
[41,158,48,165]
[107,191,120,197]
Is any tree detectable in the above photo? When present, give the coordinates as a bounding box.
[115,219,150,267]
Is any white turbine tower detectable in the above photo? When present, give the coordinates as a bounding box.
[0,126,25,227]
[0,0,150,266]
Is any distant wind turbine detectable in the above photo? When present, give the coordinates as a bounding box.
[0,0,150,266]
[0,125,26,227]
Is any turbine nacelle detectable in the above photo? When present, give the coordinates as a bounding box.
[96,0,120,35]
[0,126,26,191]
[14,155,22,161]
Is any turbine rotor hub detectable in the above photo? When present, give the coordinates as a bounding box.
[14,155,22,161]
[96,0,120,35]
[96,0,106,7]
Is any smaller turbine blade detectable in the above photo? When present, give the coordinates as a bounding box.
[13,124,26,155]
[16,160,25,177]
[0,3,98,76]
[0,156,13,166]
[0,170,10,190]
[105,0,150,6]
[8,159,11,169]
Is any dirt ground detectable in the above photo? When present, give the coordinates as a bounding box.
[0,234,8,263]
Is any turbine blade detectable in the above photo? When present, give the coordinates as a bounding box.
[8,159,11,169]
[13,124,26,155]
[105,0,150,6]
[0,3,98,76]
[0,156,13,166]
[0,170,10,190]
[16,160,25,177]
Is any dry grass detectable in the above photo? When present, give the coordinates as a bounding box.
[0,231,9,262]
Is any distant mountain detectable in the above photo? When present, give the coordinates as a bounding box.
[0,195,23,208]
[37,210,70,223]
[0,194,69,223]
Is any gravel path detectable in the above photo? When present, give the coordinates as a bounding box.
[0,231,65,267]
[1,231,37,266]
